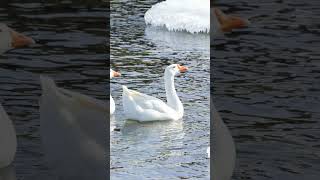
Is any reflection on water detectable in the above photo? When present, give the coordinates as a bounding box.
[111,0,209,179]
[213,0,320,179]
[112,119,185,179]
[120,120,184,156]
[0,1,107,179]
[145,26,209,52]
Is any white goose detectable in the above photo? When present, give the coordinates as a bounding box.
[110,69,121,115]
[0,23,35,54]
[0,104,17,169]
[144,0,248,34]
[212,104,236,180]
[39,76,107,179]
[0,23,33,169]
[122,64,188,122]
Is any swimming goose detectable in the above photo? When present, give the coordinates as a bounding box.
[0,23,34,169]
[122,64,188,122]
[144,0,248,34]
[0,104,17,169]
[0,23,35,54]
[39,76,107,179]
[212,104,236,180]
[110,69,121,115]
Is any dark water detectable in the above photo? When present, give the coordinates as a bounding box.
[0,1,107,179]
[111,0,210,179]
[213,0,320,179]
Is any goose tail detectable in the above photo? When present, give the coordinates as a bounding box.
[122,85,130,95]
[40,75,58,96]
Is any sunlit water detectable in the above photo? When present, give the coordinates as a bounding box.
[111,0,210,179]
[213,0,320,179]
[0,1,107,179]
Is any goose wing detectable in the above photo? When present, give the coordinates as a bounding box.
[123,86,174,114]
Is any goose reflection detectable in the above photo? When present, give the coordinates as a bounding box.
[112,119,184,166]
[122,119,184,141]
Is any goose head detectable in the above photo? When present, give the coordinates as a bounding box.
[164,64,188,77]
[0,23,35,53]
[110,69,121,79]
[214,8,249,32]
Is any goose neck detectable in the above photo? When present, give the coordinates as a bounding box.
[164,72,183,115]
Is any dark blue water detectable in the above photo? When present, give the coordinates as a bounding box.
[213,0,320,179]
[0,1,107,179]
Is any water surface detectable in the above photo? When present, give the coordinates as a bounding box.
[111,0,210,179]
[213,0,320,179]
[0,1,107,179]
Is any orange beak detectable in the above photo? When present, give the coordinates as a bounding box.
[112,71,121,77]
[214,8,249,32]
[10,28,35,48]
[177,65,188,73]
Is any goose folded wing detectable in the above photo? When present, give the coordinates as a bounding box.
[128,89,174,113]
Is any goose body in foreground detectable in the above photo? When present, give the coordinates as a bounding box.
[110,69,121,115]
[122,64,188,122]
[0,104,17,168]
[39,76,107,179]
[0,23,35,54]
[212,104,236,180]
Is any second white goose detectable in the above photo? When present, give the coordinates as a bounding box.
[110,69,121,115]
[122,64,188,122]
